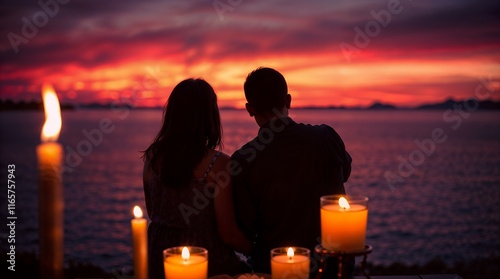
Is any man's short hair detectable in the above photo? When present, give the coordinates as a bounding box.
[244,67,288,113]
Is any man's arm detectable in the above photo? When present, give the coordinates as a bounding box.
[343,150,352,183]
[322,124,352,183]
[230,153,257,244]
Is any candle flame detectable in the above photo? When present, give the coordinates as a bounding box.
[41,83,62,142]
[133,206,143,218]
[339,197,350,209]
[287,247,294,258]
[181,247,190,261]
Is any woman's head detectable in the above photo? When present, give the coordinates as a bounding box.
[162,78,221,149]
[146,78,222,187]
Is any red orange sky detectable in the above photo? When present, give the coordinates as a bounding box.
[1,0,499,108]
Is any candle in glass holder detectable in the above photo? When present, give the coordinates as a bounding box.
[164,246,208,279]
[131,206,148,279]
[271,247,310,279]
[37,83,64,279]
[320,195,368,252]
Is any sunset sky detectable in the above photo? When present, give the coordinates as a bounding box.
[1,0,499,108]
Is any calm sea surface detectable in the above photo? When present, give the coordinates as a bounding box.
[0,109,499,271]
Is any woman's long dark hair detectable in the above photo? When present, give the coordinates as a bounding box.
[143,78,222,188]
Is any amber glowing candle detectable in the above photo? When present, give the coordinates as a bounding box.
[164,246,208,279]
[320,195,368,252]
[131,206,148,279]
[271,247,310,279]
[37,83,64,279]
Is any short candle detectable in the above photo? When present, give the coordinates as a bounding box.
[320,195,368,252]
[271,247,310,279]
[131,206,148,279]
[164,246,208,279]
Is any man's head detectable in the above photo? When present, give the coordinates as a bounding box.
[244,67,291,121]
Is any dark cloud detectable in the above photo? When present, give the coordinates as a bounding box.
[341,0,500,58]
[3,0,499,63]
[1,0,498,105]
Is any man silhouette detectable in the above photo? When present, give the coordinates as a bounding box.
[231,67,352,276]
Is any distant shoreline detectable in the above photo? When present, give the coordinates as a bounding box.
[1,98,500,111]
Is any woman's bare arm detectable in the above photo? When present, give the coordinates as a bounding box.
[211,153,252,254]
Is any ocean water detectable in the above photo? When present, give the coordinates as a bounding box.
[0,108,499,272]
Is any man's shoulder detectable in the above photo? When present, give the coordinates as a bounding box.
[230,137,257,160]
[296,122,337,136]
[293,122,347,150]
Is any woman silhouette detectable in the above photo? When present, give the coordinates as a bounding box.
[142,78,250,278]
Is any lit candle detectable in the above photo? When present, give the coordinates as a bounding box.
[37,83,63,279]
[320,195,368,252]
[164,246,208,279]
[271,247,310,279]
[131,206,148,279]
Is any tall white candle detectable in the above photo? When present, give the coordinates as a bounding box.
[131,206,148,279]
[37,83,64,279]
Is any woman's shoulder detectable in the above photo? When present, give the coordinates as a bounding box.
[209,149,231,172]
[216,150,230,161]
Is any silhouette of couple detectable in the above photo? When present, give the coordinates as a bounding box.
[143,67,352,278]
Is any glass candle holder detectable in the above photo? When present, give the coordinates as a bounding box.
[271,247,310,279]
[163,246,208,279]
[320,195,368,252]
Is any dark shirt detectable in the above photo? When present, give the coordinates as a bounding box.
[231,117,352,273]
